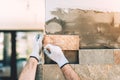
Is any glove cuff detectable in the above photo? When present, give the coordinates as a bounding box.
[30,56,39,62]
[60,62,69,69]
[58,58,69,68]
[30,52,40,62]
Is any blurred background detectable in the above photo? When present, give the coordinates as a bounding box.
[0,32,42,80]
[0,0,45,80]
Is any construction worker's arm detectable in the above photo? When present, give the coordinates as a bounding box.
[61,64,80,80]
[44,44,81,80]
[19,34,43,80]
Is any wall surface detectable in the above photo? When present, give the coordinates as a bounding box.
[0,0,45,30]
[46,0,120,20]
[36,49,120,80]
[46,9,120,48]
[35,0,120,80]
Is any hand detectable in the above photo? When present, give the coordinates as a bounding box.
[30,34,43,62]
[44,44,69,68]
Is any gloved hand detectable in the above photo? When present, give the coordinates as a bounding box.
[30,34,43,62]
[44,44,69,68]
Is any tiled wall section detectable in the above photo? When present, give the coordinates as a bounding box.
[36,49,120,80]
[79,49,114,64]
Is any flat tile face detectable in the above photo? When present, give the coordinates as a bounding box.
[75,65,109,80]
[114,49,120,64]
[79,49,114,64]
[43,35,80,50]
[36,64,120,80]
[43,65,65,80]
[36,64,75,80]
[75,64,120,80]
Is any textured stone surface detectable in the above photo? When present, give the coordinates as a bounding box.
[114,49,120,64]
[36,64,120,80]
[79,49,114,64]
[46,9,120,48]
[43,35,80,50]
[75,65,109,80]
[43,65,65,80]
[36,64,75,80]
[108,65,120,80]
[75,64,120,80]
[46,21,62,34]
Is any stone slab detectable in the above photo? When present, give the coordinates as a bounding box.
[36,64,75,80]
[43,65,65,80]
[114,49,120,64]
[75,64,120,80]
[43,35,80,50]
[79,49,114,64]
[43,64,74,80]
[36,64,120,80]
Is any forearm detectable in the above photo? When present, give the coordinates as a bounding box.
[19,58,38,80]
[61,64,81,80]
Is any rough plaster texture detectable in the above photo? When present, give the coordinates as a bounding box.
[46,9,120,48]
[43,65,65,80]
[114,13,120,27]
[79,49,114,64]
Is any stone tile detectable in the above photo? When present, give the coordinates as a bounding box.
[114,49,120,64]
[75,64,109,80]
[75,64,120,80]
[43,65,65,80]
[43,35,80,50]
[35,64,75,80]
[79,49,114,64]
[42,64,74,80]
[108,65,120,80]
[36,64,120,80]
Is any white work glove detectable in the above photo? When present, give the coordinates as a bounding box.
[44,44,69,68]
[30,34,43,62]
